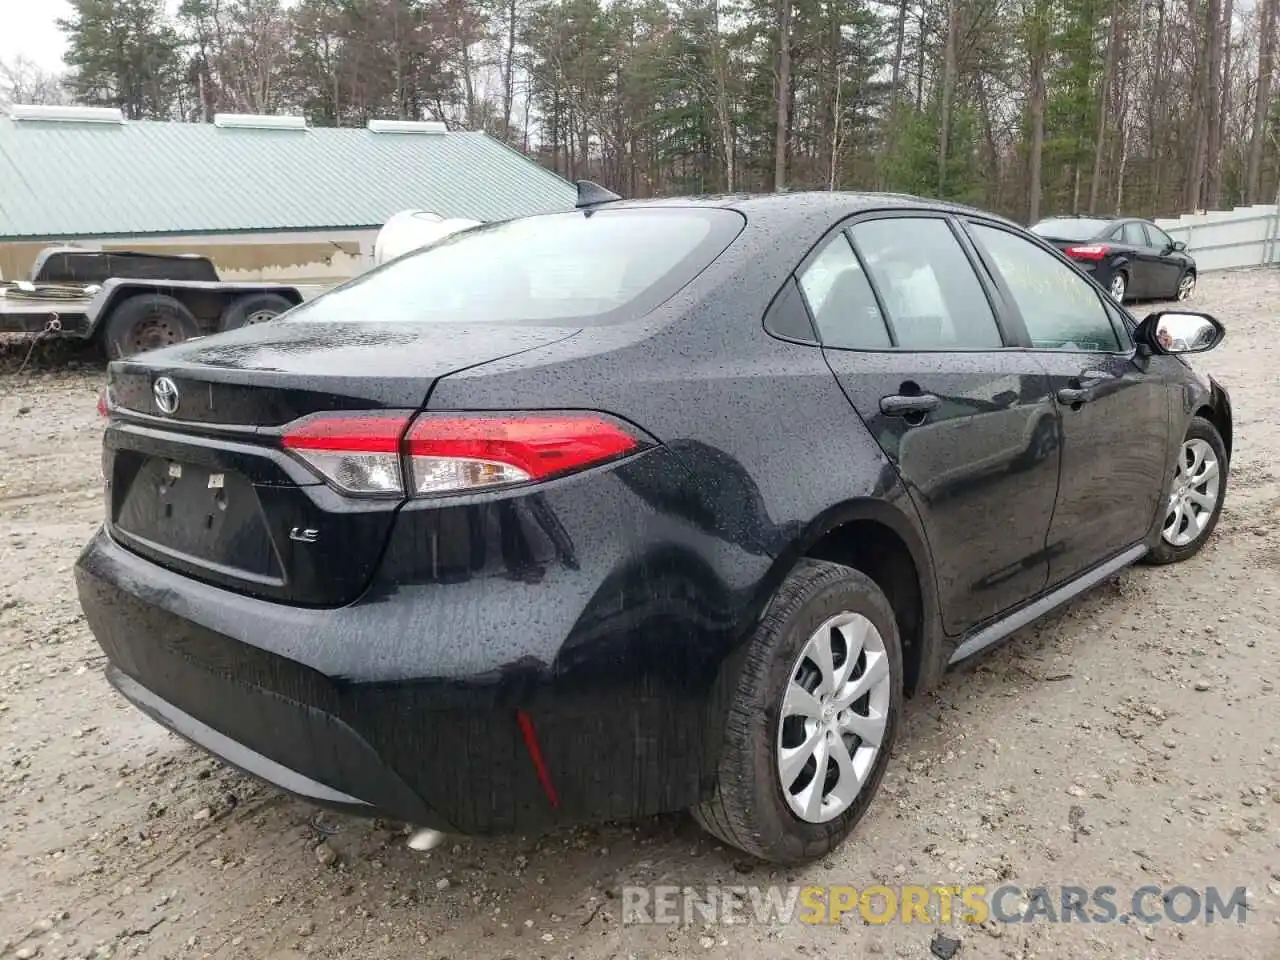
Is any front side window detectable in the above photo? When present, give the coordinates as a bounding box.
[1147,224,1175,250]
[850,217,1003,350]
[1122,222,1148,246]
[285,208,744,326]
[796,233,891,349]
[969,222,1121,353]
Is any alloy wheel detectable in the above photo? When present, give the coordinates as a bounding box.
[776,612,892,823]
[1162,437,1221,547]
[1109,273,1127,302]
[1177,273,1196,301]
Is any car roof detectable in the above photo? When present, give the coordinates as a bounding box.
[592,190,1028,234]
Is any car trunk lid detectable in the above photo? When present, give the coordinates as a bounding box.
[103,320,580,606]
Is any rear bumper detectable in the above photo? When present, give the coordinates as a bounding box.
[76,447,759,832]
[107,664,384,817]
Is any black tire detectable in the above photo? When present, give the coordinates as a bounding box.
[1176,269,1197,302]
[1142,415,1228,566]
[692,559,903,864]
[218,292,295,333]
[101,293,200,360]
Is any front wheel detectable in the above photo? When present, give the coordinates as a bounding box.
[1176,270,1197,301]
[692,559,903,864]
[1108,271,1128,303]
[1142,416,1227,565]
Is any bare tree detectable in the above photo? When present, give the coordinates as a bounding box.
[0,56,70,109]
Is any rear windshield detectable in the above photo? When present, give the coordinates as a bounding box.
[287,207,745,326]
[1030,217,1111,242]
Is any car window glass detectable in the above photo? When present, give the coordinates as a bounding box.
[284,208,743,326]
[969,223,1121,353]
[1147,224,1174,249]
[849,218,1003,350]
[1122,222,1147,245]
[796,233,892,349]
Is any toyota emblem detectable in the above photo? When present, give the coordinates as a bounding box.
[153,377,180,415]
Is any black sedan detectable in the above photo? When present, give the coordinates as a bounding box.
[77,188,1232,865]
[1031,215,1197,304]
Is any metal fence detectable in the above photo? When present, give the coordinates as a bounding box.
[1153,204,1280,272]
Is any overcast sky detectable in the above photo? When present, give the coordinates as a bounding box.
[0,0,72,72]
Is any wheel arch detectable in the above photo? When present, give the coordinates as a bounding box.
[1196,379,1232,463]
[762,498,942,698]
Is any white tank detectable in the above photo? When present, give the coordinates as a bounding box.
[373,210,481,266]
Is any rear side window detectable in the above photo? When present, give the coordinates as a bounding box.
[796,233,891,349]
[849,217,1003,350]
[285,208,744,326]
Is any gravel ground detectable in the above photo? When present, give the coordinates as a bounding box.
[1,269,1278,960]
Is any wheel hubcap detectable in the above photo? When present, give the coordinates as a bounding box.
[1162,438,1221,547]
[1178,275,1195,300]
[776,612,892,824]
[1110,276,1126,300]
[246,309,280,325]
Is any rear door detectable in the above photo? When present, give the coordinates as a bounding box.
[804,212,1060,637]
[963,220,1171,588]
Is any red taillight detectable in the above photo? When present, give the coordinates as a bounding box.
[281,410,644,498]
[282,412,411,497]
[97,389,108,418]
[405,413,641,495]
[1065,244,1110,261]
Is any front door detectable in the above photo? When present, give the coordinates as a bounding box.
[797,214,1060,637]
[1142,223,1185,298]
[965,221,1171,587]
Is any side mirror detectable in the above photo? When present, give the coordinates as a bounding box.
[1135,310,1224,355]
[1172,240,1188,253]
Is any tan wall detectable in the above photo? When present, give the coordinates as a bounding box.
[0,229,378,283]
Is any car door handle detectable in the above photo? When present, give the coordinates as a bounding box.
[1057,387,1091,405]
[880,393,942,416]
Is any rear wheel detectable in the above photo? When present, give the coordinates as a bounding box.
[1176,270,1196,301]
[1108,271,1128,303]
[1142,416,1227,565]
[692,559,902,864]
[218,292,295,333]
[101,294,200,360]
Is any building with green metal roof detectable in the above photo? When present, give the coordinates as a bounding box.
[0,106,576,282]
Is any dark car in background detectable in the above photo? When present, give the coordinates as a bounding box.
[1031,215,1197,304]
[77,189,1232,865]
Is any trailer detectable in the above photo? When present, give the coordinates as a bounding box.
[0,248,307,359]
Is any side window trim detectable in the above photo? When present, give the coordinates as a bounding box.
[839,227,900,348]
[793,230,895,350]
[962,217,1134,357]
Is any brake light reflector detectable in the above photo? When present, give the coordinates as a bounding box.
[282,412,411,496]
[405,413,643,496]
[1064,244,1110,261]
[97,389,108,418]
